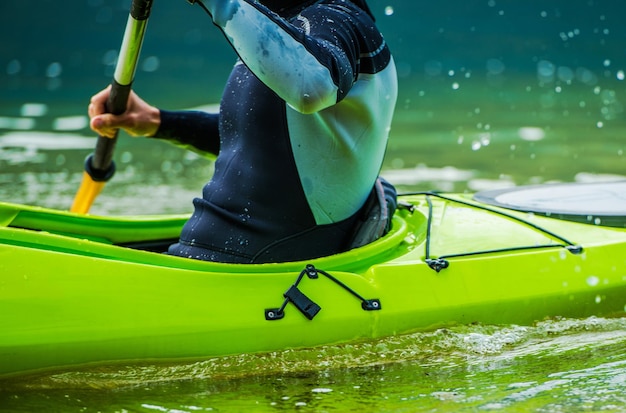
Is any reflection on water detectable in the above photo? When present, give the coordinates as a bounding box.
[0,131,213,214]
[2,316,626,412]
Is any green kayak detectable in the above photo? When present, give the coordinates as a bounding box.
[1,182,625,378]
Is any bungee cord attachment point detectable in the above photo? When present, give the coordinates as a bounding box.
[265,264,381,321]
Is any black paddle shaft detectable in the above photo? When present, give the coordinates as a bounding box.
[87,0,153,182]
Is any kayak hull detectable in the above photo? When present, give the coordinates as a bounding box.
[1,188,625,378]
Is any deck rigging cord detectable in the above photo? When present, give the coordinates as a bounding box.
[402,191,584,272]
[265,264,381,321]
[265,191,586,320]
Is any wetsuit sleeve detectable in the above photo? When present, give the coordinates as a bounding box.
[152,109,220,157]
[203,0,359,114]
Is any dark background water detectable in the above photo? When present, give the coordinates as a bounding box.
[2,0,625,108]
[1,0,625,212]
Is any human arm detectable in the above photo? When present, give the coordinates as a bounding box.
[153,109,220,156]
[88,86,220,156]
[203,0,362,113]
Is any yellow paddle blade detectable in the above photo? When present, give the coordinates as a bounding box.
[70,171,107,214]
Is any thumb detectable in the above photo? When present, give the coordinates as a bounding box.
[90,114,120,138]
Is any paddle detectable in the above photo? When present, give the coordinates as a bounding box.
[70,0,154,213]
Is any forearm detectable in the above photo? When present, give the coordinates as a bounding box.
[152,110,220,156]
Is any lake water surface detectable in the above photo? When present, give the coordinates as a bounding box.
[1,0,625,411]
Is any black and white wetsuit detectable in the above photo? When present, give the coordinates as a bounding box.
[153,0,397,263]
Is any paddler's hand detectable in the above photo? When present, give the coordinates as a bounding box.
[88,86,161,138]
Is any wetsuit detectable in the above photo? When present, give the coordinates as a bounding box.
[153,0,398,263]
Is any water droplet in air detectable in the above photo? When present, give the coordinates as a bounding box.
[46,62,62,78]
[102,49,118,66]
[479,133,491,146]
[537,60,555,82]
[121,151,133,163]
[486,58,505,75]
[6,59,21,75]
[142,56,160,72]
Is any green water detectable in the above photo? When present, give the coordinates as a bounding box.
[1,0,625,411]
[2,318,626,412]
